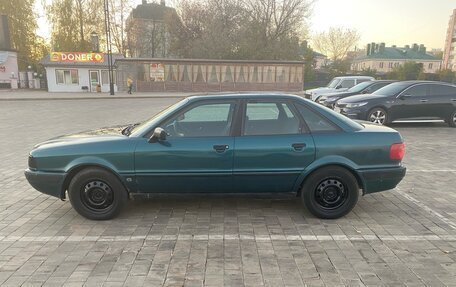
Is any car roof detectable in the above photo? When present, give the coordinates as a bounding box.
[333,76,374,79]
[396,80,455,86]
[186,92,304,101]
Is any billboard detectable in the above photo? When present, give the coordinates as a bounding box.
[50,52,104,63]
[149,63,164,81]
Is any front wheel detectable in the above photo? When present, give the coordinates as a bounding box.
[301,166,359,219]
[448,110,456,128]
[367,108,388,125]
[68,168,127,220]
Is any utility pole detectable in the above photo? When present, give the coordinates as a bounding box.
[104,0,115,95]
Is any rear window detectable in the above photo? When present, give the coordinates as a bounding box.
[373,82,411,96]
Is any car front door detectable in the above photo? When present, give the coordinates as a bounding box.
[392,84,428,120]
[428,84,456,119]
[233,100,315,193]
[134,100,238,193]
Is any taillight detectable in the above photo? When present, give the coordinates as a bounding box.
[390,143,405,161]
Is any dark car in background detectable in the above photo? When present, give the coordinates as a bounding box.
[318,80,396,108]
[335,81,456,127]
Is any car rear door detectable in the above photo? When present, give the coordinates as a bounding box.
[428,84,456,119]
[134,100,238,193]
[233,99,315,193]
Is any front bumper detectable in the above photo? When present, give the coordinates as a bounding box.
[358,166,406,194]
[335,106,368,120]
[24,169,66,199]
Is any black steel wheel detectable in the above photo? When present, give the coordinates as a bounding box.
[68,168,127,220]
[301,166,359,219]
[367,108,388,125]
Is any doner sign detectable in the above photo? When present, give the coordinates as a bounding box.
[50,52,104,63]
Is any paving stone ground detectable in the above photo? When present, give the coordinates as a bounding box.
[0,96,456,286]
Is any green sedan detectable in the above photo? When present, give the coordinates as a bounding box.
[25,94,406,220]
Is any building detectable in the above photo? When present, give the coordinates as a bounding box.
[115,58,304,92]
[0,15,18,89]
[313,52,329,70]
[352,43,441,74]
[443,9,456,71]
[41,52,123,92]
[126,0,176,58]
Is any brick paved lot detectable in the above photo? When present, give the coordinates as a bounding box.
[1,97,456,286]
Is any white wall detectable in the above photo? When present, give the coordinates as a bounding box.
[46,66,118,93]
[0,51,19,82]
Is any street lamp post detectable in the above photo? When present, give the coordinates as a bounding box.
[103,0,115,95]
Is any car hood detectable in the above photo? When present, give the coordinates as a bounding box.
[34,125,128,149]
[337,93,387,103]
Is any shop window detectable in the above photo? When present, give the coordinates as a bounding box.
[165,64,178,81]
[263,66,275,83]
[236,66,248,83]
[208,65,220,83]
[179,64,191,82]
[249,66,262,83]
[56,69,78,85]
[101,70,116,85]
[276,66,290,83]
[192,65,206,82]
[221,66,234,82]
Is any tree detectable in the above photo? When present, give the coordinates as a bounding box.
[312,27,360,61]
[108,0,132,56]
[0,0,41,69]
[386,61,423,80]
[438,69,456,84]
[167,0,312,60]
[47,0,105,51]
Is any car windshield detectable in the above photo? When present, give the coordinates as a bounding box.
[347,81,372,93]
[327,79,341,88]
[129,99,188,135]
[373,82,411,96]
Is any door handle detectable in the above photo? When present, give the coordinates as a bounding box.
[213,145,229,153]
[420,99,428,103]
[292,143,306,151]
[451,99,456,102]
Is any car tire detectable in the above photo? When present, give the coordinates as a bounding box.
[68,168,127,220]
[367,107,388,125]
[448,110,456,128]
[301,166,359,219]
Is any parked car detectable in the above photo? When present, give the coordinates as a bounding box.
[305,76,375,101]
[335,81,456,127]
[318,80,397,108]
[25,94,406,220]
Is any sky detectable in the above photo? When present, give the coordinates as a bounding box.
[35,0,455,50]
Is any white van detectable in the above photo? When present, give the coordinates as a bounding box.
[305,76,375,101]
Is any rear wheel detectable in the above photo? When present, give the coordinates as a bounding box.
[448,110,456,127]
[367,108,388,125]
[301,166,359,219]
[68,168,127,220]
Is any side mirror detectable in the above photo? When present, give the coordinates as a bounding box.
[148,127,167,143]
[336,85,342,89]
[362,90,370,94]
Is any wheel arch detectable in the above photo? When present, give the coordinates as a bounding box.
[294,160,365,196]
[61,162,130,200]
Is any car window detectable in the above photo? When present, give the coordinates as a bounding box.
[429,84,456,96]
[347,81,372,93]
[373,82,410,96]
[366,83,388,93]
[356,78,371,84]
[162,102,235,137]
[327,78,341,88]
[243,102,301,135]
[295,103,339,133]
[340,79,355,88]
[402,85,427,97]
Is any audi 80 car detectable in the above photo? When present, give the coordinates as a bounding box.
[25,94,406,220]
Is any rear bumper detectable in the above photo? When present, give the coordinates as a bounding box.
[358,166,406,194]
[24,169,66,199]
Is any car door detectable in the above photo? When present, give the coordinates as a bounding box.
[428,84,456,119]
[392,84,428,120]
[134,100,238,193]
[233,100,315,193]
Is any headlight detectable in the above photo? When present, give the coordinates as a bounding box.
[326,97,339,103]
[346,102,367,108]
